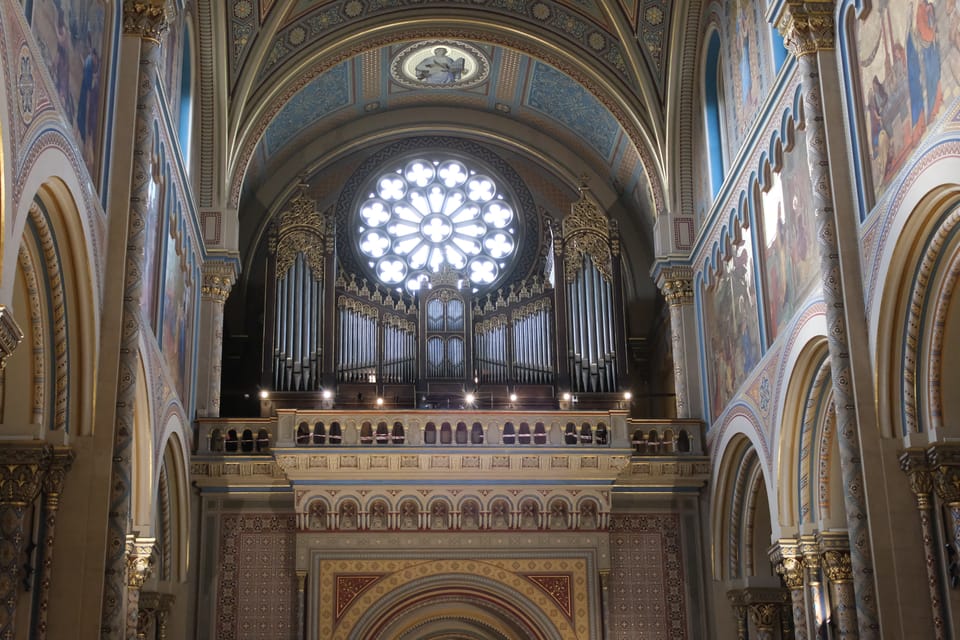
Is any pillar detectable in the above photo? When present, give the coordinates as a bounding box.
[34,448,75,639]
[196,259,238,417]
[900,449,947,639]
[799,535,827,637]
[821,543,857,640]
[125,536,156,640]
[776,4,878,635]
[0,443,51,639]
[101,3,169,637]
[654,266,701,418]
[772,539,809,640]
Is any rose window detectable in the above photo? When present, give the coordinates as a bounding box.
[356,157,518,291]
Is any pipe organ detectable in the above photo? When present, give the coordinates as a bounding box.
[261,179,628,407]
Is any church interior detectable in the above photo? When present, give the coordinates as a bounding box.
[1,0,959,638]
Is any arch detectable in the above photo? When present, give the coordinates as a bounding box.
[368,499,390,531]
[296,421,310,445]
[156,428,190,581]
[458,497,482,530]
[347,570,571,640]
[131,352,155,534]
[874,182,960,440]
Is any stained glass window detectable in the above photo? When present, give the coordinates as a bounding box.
[355,156,518,291]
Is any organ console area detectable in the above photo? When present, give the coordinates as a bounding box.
[257,154,632,414]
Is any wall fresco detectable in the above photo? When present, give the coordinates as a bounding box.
[856,0,960,202]
[758,126,819,341]
[28,0,108,183]
[704,238,762,420]
[159,209,196,404]
[724,0,776,155]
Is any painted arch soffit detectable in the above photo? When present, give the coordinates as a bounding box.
[228,40,667,224]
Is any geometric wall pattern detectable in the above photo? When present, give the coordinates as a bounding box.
[216,514,298,640]
[608,513,688,639]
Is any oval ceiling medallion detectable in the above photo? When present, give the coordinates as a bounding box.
[391,40,489,89]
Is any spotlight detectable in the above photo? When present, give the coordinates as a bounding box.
[623,391,633,400]
[322,389,333,400]
[562,392,571,401]
[509,393,518,403]
[376,397,384,406]
[259,390,269,400]
[465,393,476,404]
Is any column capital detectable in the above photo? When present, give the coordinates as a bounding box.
[0,443,52,506]
[125,535,157,589]
[41,448,75,509]
[927,444,960,504]
[652,264,694,302]
[770,539,806,590]
[822,549,853,583]
[122,0,171,43]
[900,448,935,507]
[202,259,239,303]
[0,306,24,370]
[776,1,836,57]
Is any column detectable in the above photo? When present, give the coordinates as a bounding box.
[34,448,75,640]
[0,444,51,639]
[800,535,827,637]
[727,590,748,640]
[654,267,699,419]
[772,539,809,640]
[821,542,858,640]
[776,4,878,636]
[196,259,237,417]
[901,449,947,639]
[296,571,307,640]
[101,3,169,637]
[125,536,156,640]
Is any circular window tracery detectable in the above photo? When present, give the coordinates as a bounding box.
[356,157,518,291]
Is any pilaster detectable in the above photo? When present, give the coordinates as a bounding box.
[197,258,238,417]
[653,264,702,419]
[34,448,75,640]
[776,3,878,636]
[819,533,858,640]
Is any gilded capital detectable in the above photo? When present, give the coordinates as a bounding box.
[202,260,238,303]
[662,278,694,306]
[0,444,52,506]
[928,444,960,504]
[123,0,170,44]
[776,1,836,57]
[125,535,157,589]
[0,306,24,370]
[776,556,806,590]
[42,448,75,508]
[900,448,934,508]
[822,549,853,582]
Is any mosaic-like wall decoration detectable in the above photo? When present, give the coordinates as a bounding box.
[703,238,761,421]
[216,514,297,640]
[27,0,110,184]
[263,61,351,156]
[722,0,776,155]
[527,61,619,160]
[608,513,688,640]
[758,126,819,342]
[854,0,960,204]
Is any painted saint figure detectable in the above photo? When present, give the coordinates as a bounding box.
[415,47,466,84]
[906,0,942,133]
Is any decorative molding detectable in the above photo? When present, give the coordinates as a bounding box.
[0,306,24,370]
[0,444,52,505]
[125,535,157,589]
[563,184,612,283]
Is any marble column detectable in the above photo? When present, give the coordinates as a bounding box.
[822,546,858,640]
[776,4,878,636]
[772,539,808,640]
[900,449,947,639]
[197,260,237,417]
[0,444,51,639]
[655,268,696,418]
[125,536,156,640]
[34,448,75,640]
[101,3,169,638]
[800,535,827,637]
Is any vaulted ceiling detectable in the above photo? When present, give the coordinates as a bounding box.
[197,0,697,317]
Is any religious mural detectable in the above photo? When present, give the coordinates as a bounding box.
[160,209,197,405]
[758,126,819,341]
[28,0,109,183]
[724,0,776,156]
[856,0,960,202]
[703,239,762,420]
